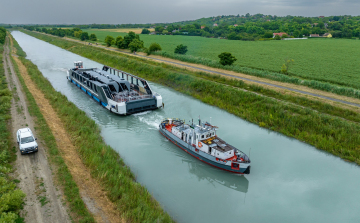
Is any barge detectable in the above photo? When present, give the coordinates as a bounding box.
[159,118,251,174]
[67,61,163,115]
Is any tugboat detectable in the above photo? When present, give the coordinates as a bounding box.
[67,61,163,115]
[159,118,251,174]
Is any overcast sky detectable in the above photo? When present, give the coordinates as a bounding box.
[1,0,359,24]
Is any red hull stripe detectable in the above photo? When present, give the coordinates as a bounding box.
[159,130,244,174]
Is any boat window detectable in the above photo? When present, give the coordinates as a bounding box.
[109,84,116,92]
[94,85,98,92]
[201,135,204,139]
[102,86,112,99]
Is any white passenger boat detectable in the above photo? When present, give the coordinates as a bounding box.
[67,61,163,115]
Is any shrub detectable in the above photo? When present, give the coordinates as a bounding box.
[218,52,237,66]
[129,39,144,52]
[141,29,150,34]
[89,33,97,41]
[147,43,162,55]
[104,35,115,47]
[115,36,123,48]
[79,32,89,41]
[174,44,187,54]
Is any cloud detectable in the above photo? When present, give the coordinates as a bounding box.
[0,0,359,24]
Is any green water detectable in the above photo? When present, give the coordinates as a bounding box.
[12,31,360,223]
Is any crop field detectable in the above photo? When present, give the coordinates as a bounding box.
[95,28,155,34]
[82,28,360,89]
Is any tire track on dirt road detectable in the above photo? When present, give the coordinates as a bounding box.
[4,37,71,223]
[9,36,123,223]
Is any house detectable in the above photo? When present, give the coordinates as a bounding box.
[172,29,179,33]
[201,26,205,29]
[323,33,332,38]
[319,16,325,18]
[213,24,218,27]
[267,19,271,22]
[273,32,288,38]
[149,31,156,35]
[309,34,320,37]
[233,24,238,27]
[324,23,328,28]
[311,23,319,27]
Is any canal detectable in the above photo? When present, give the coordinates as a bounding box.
[12,31,360,223]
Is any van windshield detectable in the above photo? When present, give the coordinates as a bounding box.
[21,136,34,144]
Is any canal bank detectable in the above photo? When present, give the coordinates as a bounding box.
[12,31,360,223]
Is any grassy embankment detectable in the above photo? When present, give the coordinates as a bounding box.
[11,34,173,222]
[81,29,360,97]
[25,30,360,124]
[0,35,26,222]
[22,30,360,165]
[10,36,95,222]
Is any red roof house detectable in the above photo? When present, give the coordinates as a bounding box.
[273,32,288,38]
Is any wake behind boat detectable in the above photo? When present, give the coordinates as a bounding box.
[67,61,163,115]
[159,118,251,174]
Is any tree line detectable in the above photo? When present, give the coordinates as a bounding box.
[0,27,6,44]
[23,26,98,41]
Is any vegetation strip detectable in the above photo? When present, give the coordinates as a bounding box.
[21,30,360,166]
[24,30,360,124]
[0,31,26,223]
[24,28,360,102]
[11,34,173,222]
[10,36,95,222]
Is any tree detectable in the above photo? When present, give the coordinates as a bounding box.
[121,31,137,49]
[174,44,188,54]
[274,34,282,40]
[293,30,301,38]
[227,32,241,40]
[149,42,162,52]
[162,30,168,35]
[89,33,97,41]
[218,52,237,66]
[263,32,273,38]
[129,39,144,52]
[115,36,123,48]
[141,28,150,34]
[104,35,115,47]
[155,26,164,33]
[74,31,82,38]
[79,32,89,41]
[281,58,294,74]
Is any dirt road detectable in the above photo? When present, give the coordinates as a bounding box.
[3,37,71,222]
[7,35,123,223]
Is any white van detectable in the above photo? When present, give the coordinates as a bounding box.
[16,128,38,155]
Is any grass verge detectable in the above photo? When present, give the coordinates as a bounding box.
[19,30,360,165]
[11,34,173,222]
[10,36,95,223]
[0,39,26,222]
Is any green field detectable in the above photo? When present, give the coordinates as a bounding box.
[83,29,360,89]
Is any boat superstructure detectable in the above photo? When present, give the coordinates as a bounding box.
[159,118,251,174]
[67,61,162,115]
